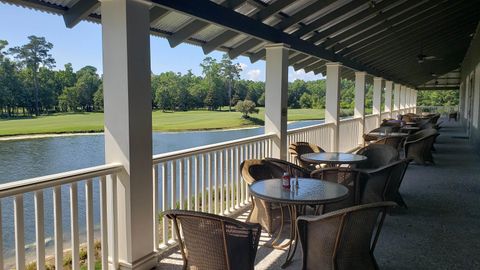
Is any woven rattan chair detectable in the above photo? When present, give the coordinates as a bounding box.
[164,210,262,270]
[310,167,362,213]
[297,202,397,270]
[449,112,458,121]
[264,157,312,177]
[360,161,401,204]
[404,129,439,165]
[371,135,405,150]
[355,144,399,170]
[384,159,411,208]
[240,159,286,234]
[288,142,325,171]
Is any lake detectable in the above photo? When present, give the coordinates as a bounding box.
[0,120,322,262]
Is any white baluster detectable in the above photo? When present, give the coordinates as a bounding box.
[179,159,184,210]
[219,150,224,215]
[161,164,168,245]
[201,155,206,212]
[194,155,200,211]
[225,148,231,213]
[53,186,63,270]
[70,182,79,270]
[100,176,109,270]
[85,180,94,270]
[171,161,177,241]
[187,157,192,210]
[107,174,118,269]
[230,147,235,211]
[152,165,159,251]
[213,152,218,214]
[34,190,45,270]
[14,194,25,270]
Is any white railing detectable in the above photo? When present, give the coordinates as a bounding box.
[152,133,274,249]
[364,114,379,133]
[339,118,361,152]
[0,164,123,270]
[380,112,391,121]
[286,122,334,162]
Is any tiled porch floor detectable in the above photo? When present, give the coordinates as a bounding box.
[157,119,480,269]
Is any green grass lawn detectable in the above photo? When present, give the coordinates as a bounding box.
[0,108,325,136]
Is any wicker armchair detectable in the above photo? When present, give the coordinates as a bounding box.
[384,159,411,207]
[264,157,312,177]
[310,167,362,213]
[288,142,326,171]
[240,159,286,234]
[371,135,405,150]
[449,112,458,121]
[164,210,262,270]
[361,159,411,204]
[297,202,397,270]
[355,144,399,170]
[404,129,439,165]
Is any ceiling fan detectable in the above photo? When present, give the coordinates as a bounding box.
[417,42,442,63]
[417,53,442,64]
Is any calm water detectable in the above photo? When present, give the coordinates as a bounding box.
[0,120,322,259]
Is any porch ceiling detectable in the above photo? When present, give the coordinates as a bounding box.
[3,0,480,88]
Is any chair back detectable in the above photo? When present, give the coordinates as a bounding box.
[240,159,284,185]
[288,142,325,170]
[361,161,402,204]
[372,136,405,150]
[297,202,397,270]
[310,167,362,212]
[356,144,399,170]
[264,157,311,177]
[384,159,411,206]
[165,210,262,270]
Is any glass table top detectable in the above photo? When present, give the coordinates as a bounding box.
[249,178,349,205]
[301,152,367,164]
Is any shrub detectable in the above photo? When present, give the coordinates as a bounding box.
[235,99,259,119]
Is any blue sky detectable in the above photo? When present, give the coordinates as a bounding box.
[0,2,320,81]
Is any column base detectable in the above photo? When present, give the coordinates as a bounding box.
[117,251,159,270]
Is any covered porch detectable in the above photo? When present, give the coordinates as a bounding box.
[158,119,480,269]
[0,0,479,270]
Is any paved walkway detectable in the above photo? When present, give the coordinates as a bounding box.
[157,119,480,269]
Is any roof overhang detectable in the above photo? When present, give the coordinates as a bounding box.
[2,0,479,88]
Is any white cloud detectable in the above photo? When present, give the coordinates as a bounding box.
[288,68,321,81]
[246,69,261,81]
[238,62,248,71]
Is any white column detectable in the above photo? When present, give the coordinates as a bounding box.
[413,90,417,113]
[101,0,155,269]
[400,85,406,112]
[354,72,366,145]
[393,83,401,116]
[326,62,342,152]
[408,88,413,112]
[405,88,410,112]
[384,81,393,118]
[265,44,289,159]
[373,77,383,125]
[459,82,465,120]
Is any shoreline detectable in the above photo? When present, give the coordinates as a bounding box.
[0,120,323,142]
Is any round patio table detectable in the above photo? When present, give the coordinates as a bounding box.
[301,152,367,166]
[249,178,349,268]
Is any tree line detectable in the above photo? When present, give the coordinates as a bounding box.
[0,36,458,118]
